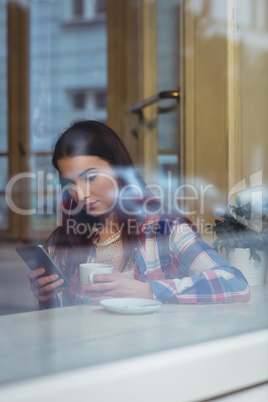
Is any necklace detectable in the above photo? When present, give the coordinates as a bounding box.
[97,230,122,247]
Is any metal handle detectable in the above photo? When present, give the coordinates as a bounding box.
[130,89,180,114]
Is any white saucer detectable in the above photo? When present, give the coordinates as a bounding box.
[100,298,162,315]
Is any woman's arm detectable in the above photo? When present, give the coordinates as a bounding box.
[149,220,251,304]
[80,271,153,302]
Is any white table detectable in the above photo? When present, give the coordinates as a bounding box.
[0,286,268,402]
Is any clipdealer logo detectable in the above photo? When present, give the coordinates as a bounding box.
[4,169,265,233]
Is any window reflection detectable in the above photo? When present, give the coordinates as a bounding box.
[0,2,267,399]
[30,0,107,234]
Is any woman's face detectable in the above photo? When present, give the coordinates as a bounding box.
[57,155,118,217]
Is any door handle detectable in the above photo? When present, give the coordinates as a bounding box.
[130,89,180,114]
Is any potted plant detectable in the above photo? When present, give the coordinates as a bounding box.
[211,196,268,286]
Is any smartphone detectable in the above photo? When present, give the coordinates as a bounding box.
[16,244,70,287]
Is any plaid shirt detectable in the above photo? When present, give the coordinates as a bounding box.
[46,215,250,308]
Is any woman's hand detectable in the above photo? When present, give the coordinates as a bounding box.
[81,271,153,302]
[28,268,64,303]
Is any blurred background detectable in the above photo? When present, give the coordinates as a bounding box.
[0,0,268,314]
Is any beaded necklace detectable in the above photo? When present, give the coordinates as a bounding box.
[96,230,121,246]
[91,229,134,274]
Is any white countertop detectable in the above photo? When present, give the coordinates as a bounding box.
[0,285,268,401]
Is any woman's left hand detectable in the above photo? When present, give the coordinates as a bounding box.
[80,271,153,302]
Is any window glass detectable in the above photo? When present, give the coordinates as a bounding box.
[29,155,59,231]
[73,0,84,17]
[95,89,107,109]
[157,0,180,203]
[96,0,106,14]
[72,91,87,109]
[30,0,107,153]
[0,157,8,191]
[158,154,179,202]
[1,2,268,398]
[0,195,8,229]
[157,0,180,152]
[29,0,107,233]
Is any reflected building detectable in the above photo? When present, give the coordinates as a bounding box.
[30,0,107,153]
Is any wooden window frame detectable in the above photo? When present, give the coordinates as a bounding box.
[107,0,158,183]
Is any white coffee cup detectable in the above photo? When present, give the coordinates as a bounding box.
[79,263,113,285]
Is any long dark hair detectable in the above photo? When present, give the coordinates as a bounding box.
[49,120,155,274]
[52,120,134,171]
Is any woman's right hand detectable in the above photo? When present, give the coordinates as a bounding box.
[28,268,64,303]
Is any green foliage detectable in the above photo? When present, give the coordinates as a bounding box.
[211,196,268,262]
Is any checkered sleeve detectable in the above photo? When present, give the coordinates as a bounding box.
[149,220,251,304]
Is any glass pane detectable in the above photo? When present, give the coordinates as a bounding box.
[29,0,107,233]
[73,0,84,16]
[30,0,107,153]
[158,111,179,151]
[157,0,180,152]
[29,156,59,231]
[96,0,106,14]
[157,0,180,198]
[0,157,8,191]
[237,0,268,193]
[1,2,268,399]
[0,0,7,153]
[158,154,179,206]
[0,195,8,229]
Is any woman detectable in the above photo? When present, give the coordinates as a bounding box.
[29,120,250,308]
